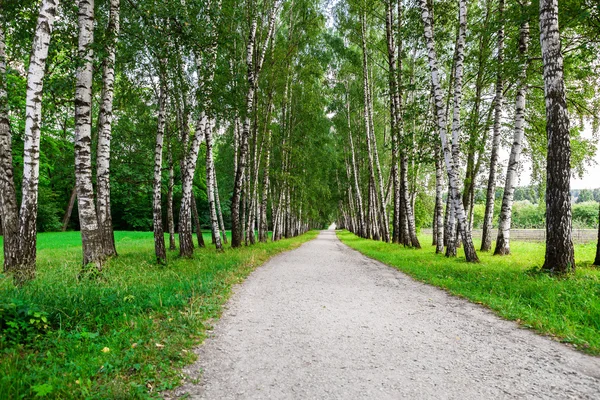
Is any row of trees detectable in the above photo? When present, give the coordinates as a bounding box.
[333,0,600,273]
[0,0,336,284]
[1,0,599,283]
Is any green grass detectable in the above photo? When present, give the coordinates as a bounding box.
[337,230,600,355]
[0,230,318,399]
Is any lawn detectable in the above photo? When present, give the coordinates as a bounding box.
[0,230,318,399]
[337,230,600,356]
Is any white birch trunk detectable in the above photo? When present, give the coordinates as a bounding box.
[419,0,479,262]
[0,22,20,273]
[10,0,58,282]
[481,0,504,252]
[231,3,278,247]
[204,118,223,251]
[495,4,530,255]
[74,0,104,272]
[153,78,167,264]
[96,0,120,258]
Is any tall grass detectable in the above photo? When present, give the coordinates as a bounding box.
[0,230,318,399]
[337,230,600,355]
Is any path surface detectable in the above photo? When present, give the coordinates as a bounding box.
[172,231,600,399]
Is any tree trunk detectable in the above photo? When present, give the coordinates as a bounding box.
[481,0,504,252]
[419,0,479,262]
[0,22,20,273]
[152,78,167,264]
[74,0,106,273]
[95,0,120,258]
[347,91,366,238]
[204,118,223,251]
[167,142,176,250]
[539,0,575,273]
[191,193,205,248]
[213,166,227,244]
[179,3,221,257]
[231,5,277,248]
[434,143,444,253]
[495,5,530,256]
[360,12,388,243]
[259,120,272,243]
[385,1,401,244]
[61,186,77,232]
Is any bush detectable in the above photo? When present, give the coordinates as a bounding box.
[572,201,599,229]
[0,300,51,345]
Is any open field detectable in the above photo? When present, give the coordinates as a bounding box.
[337,230,600,355]
[0,230,318,399]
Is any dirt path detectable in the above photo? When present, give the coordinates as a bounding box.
[172,230,600,399]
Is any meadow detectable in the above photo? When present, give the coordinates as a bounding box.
[0,231,318,399]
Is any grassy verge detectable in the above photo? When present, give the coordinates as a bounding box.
[337,230,600,355]
[0,230,318,399]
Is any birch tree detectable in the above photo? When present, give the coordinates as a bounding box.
[0,21,19,272]
[231,1,278,248]
[495,3,530,256]
[96,0,121,258]
[480,0,504,252]
[204,119,223,250]
[539,0,574,273]
[1,0,58,282]
[75,0,105,271]
[419,0,479,262]
[153,77,167,264]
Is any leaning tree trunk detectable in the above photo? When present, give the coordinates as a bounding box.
[0,22,21,273]
[152,79,167,264]
[481,0,504,252]
[213,167,228,244]
[539,0,574,273]
[61,186,77,231]
[74,0,104,272]
[419,0,479,262]
[191,193,205,248]
[96,0,120,258]
[204,118,223,251]
[495,6,530,256]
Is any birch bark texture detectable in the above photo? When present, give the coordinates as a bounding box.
[231,3,278,248]
[7,0,58,282]
[480,0,504,252]
[96,0,120,258]
[539,0,574,273]
[204,119,223,250]
[153,78,167,264]
[495,4,530,256]
[419,0,479,262]
[75,0,104,271]
[0,22,20,272]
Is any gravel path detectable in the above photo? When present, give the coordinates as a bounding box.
[171,230,600,399]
